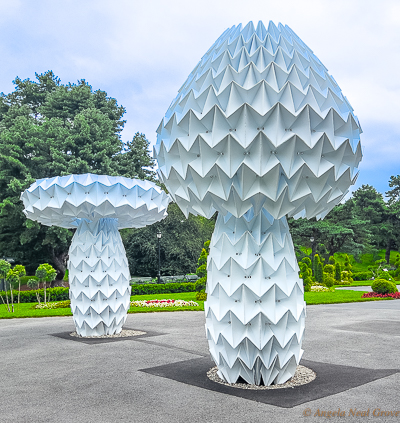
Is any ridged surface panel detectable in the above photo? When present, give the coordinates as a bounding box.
[69,218,131,336]
[155,20,362,220]
[205,209,305,385]
[21,173,171,336]
[21,173,171,229]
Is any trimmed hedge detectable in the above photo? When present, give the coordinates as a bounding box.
[353,271,373,281]
[130,282,196,295]
[0,287,69,303]
[20,275,38,285]
[1,283,197,303]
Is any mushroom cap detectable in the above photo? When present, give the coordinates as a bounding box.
[21,174,171,229]
[154,21,362,220]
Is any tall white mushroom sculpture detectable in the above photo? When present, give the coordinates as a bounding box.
[155,21,362,385]
[21,174,170,336]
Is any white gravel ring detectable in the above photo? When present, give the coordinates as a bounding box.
[207,365,316,390]
[70,329,146,339]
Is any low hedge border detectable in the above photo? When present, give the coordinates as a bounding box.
[0,287,69,303]
[0,283,197,302]
[130,282,196,295]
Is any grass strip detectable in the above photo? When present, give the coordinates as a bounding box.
[305,290,392,305]
[0,289,395,319]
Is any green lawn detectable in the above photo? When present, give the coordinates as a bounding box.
[335,280,400,288]
[304,290,391,305]
[333,280,372,288]
[0,303,73,319]
[0,289,395,319]
[0,292,203,319]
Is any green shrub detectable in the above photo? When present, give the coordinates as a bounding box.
[20,276,38,286]
[316,262,324,284]
[335,280,352,286]
[323,264,334,275]
[341,270,353,284]
[195,277,206,292]
[0,287,69,303]
[329,256,336,265]
[371,279,398,294]
[303,276,313,287]
[323,275,335,288]
[313,254,321,277]
[304,283,311,292]
[195,290,207,301]
[130,282,196,296]
[344,255,352,271]
[335,263,341,281]
[353,271,373,281]
[54,300,71,308]
[196,264,207,278]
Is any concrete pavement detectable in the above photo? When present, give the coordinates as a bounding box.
[0,300,399,423]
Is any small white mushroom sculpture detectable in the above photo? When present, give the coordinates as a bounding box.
[155,21,362,385]
[21,174,170,336]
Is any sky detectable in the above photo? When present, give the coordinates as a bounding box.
[0,0,398,197]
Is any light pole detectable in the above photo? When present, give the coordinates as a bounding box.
[157,231,162,284]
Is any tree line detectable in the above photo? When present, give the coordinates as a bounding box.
[289,179,400,264]
[0,71,399,281]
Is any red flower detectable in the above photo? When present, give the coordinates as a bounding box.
[361,292,400,299]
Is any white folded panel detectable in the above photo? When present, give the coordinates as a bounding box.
[155,21,362,385]
[21,174,171,336]
[205,209,305,385]
[155,21,362,221]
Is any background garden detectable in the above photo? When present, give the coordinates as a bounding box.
[0,71,399,317]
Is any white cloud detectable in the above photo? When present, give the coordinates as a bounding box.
[0,0,398,193]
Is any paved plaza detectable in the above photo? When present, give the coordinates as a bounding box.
[1,301,399,423]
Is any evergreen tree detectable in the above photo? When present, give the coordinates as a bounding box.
[313,254,321,278]
[0,71,154,279]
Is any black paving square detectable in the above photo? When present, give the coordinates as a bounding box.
[140,357,398,408]
[51,328,164,344]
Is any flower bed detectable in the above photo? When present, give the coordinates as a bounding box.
[130,299,199,308]
[310,285,330,292]
[361,292,400,299]
[35,300,71,309]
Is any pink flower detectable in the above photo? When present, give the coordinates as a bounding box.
[361,292,400,299]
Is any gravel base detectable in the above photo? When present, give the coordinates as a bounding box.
[207,365,316,390]
[70,329,146,338]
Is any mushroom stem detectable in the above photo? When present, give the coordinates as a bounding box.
[205,210,306,385]
[68,218,131,336]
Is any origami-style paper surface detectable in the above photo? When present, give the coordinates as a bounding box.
[21,174,170,336]
[155,21,362,384]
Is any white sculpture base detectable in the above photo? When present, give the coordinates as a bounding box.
[205,210,306,385]
[68,218,131,336]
